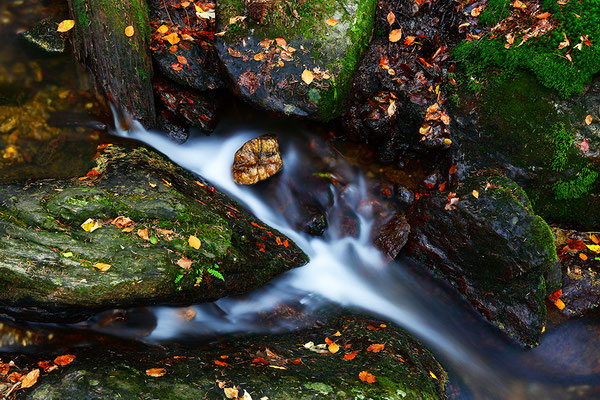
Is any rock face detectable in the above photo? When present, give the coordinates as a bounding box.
[216,0,377,121]
[232,134,283,185]
[148,0,225,91]
[20,17,66,53]
[0,145,308,322]
[453,71,600,231]
[406,176,561,347]
[342,0,460,162]
[22,315,448,400]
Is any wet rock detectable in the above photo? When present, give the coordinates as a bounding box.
[148,0,225,91]
[552,227,600,317]
[232,134,283,185]
[374,214,410,263]
[22,315,447,400]
[20,17,66,53]
[452,70,600,230]
[303,211,328,237]
[153,76,219,133]
[0,145,308,322]
[406,176,561,347]
[216,0,377,121]
[342,0,461,162]
[156,110,190,144]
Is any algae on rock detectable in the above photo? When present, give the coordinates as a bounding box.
[0,145,308,321]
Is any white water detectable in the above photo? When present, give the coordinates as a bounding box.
[106,117,595,400]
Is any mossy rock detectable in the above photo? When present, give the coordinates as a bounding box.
[215,0,377,121]
[406,176,560,347]
[20,17,66,53]
[21,315,447,400]
[0,145,308,322]
[451,69,600,230]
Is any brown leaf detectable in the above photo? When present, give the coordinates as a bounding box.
[389,29,402,43]
[112,216,133,228]
[177,258,193,269]
[20,369,40,389]
[54,354,76,366]
[138,228,149,240]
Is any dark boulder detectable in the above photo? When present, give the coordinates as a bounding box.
[20,17,66,53]
[0,145,308,322]
[406,176,561,347]
[215,0,377,121]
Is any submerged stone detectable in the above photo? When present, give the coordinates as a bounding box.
[232,134,283,185]
[0,145,308,321]
[406,176,561,347]
[216,0,377,121]
[21,315,447,400]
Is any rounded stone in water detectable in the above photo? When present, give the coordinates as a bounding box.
[232,134,283,185]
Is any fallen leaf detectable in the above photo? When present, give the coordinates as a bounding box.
[579,253,588,261]
[585,115,593,125]
[536,12,551,19]
[554,298,566,310]
[146,368,166,377]
[163,32,180,45]
[333,331,342,337]
[214,360,229,366]
[137,228,149,240]
[224,387,239,399]
[387,12,395,26]
[326,18,338,26]
[389,29,402,43]
[471,6,482,17]
[229,15,246,24]
[579,139,590,153]
[429,370,438,380]
[254,53,265,61]
[302,69,314,85]
[81,218,101,232]
[125,25,134,37]
[37,361,57,373]
[57,20,75,32]
[54,354,76,366]
[513,0,526,10]
[586,244,600,253]
[177,258,193,269]
[93,263,111,272]
[177,55,188,65]
[157,25,169,34]
[189,235,201,249]
[359,371,376,383]
[590,234,599,244]
[112,216,133,228]
[444,138,452,145]
[472,190,479,198]
[367,343,385,353]
[343,350,359,360]
[275,38,287,47]
[20,369,39,389]
[328,342,340,354]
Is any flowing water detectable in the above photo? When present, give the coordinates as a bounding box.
[102,109,598,400]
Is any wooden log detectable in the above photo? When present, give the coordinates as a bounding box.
[67,0,155,127]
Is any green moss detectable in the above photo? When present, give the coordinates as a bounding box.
[553,166,598,200]
[454,0,600,97]
[479,0,511,26]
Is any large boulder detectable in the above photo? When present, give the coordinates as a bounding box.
[0,145,308,322]
[19,315,447,400]
[406,176,561,347]
[215,0,377,121]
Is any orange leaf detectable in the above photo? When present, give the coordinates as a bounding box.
[214,360,229,366]
[343,350,359,360]
[275,38,287,47]
[367,343,385,353]
[20,369,39,389]
[554,298,566,310]
[157,25,169,34]
[471,7,482,17]
[536,12,551,19]
[291,358,302,365]
[585,115,593,125]
[37,361,57,373]
[387,12,395,26]
[389,29,402,43]
[326,18,338,26]
[328,342,340,354]
[591,234,599,244]
[57,20,75,33]
[54,354,76,366]
[164,32,180,45]
[283,239,289,247]
[359,371,376,383]
[276,237,283,245]
[254,53,265,61]
[177,55,188,65]
[138,228,149,240]
[125,25,134,37]
[325,337,333,345]
[146,368,166,377]
[579,253,588,261]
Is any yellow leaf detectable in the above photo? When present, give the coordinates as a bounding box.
[586,244,600,253]
[444,138,452,145]
[333,331,342,337]
[57,20,75,33]
[472,190,479,198]
[429,370,438,380]
[125,25,134,37]
[585,115,593,125]
[157,24,169,34]
[189,235,201,249]
[301,69,314,85]
[93,263,111,272]
[328,342,340,354]
[20,369,40,389]
[224,387,239,399]
[81,218,101,232]
[326,18,338,26]
[389,29,402,43]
